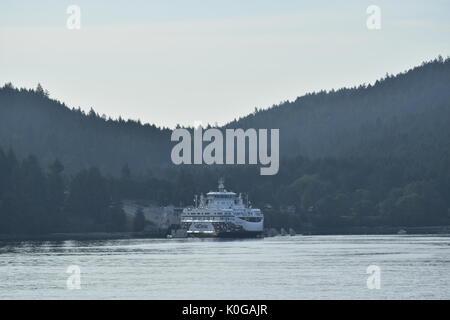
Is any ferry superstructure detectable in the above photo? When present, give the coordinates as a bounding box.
[180,179,264,237]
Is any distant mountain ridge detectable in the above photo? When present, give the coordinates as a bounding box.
[228,56,450,161]
[0,85,172,174]
[1,56,449,175]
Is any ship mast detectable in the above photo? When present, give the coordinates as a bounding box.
[218,177,225,192]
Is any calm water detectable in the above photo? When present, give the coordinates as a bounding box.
[1,235,450,299]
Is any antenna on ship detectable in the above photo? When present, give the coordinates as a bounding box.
[218,177,225,192]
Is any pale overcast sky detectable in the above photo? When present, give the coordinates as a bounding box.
[1,0,449,128]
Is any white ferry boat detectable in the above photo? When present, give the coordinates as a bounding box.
[180,179,264,238]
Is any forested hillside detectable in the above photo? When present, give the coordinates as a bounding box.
[0,84,171,175]
[1,56,450,234]
[229,56,450,163]
[1,57,450,176]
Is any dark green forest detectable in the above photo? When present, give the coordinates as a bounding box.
[1,56,450,235]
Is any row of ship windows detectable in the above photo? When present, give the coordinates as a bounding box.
[183,217,262,222]
[183,217,234,221]
[186,212,239,215]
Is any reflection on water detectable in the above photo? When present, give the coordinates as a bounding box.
[1,235,450,299]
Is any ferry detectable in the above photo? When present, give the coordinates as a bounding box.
[180,179,264,238]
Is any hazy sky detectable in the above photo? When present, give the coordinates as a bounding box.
[1,0,449,128]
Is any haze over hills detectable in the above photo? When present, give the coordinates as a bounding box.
[0,56,450,175]
[228,56,450,162]
[0,85,172,175]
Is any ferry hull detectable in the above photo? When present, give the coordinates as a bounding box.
[186,230,263,238]
[183,221,263,238]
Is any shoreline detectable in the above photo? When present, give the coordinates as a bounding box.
[1,225,450,242]
[303,225,450,235]
[0,231,167,242]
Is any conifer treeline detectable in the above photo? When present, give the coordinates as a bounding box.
[1,146,449,235]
